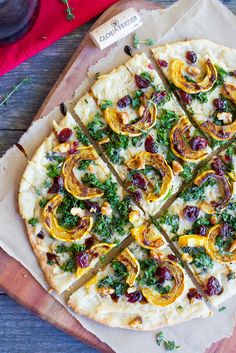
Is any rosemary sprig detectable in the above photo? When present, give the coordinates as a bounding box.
[156,332,180,351]
[133,33,154,49]
[0,77,32,107]
[61,0,75,21]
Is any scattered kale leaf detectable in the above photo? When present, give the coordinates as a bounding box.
[28,218,39,226]
[159,211,179,233]
[75,126,90,145]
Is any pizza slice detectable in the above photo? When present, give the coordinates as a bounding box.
[152,39,236,147]
[68,222,210,330]
[74,53,212,216]
[19,112,145,294]
[156,142,236,306]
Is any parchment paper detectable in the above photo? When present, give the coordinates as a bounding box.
[1,1,236,352]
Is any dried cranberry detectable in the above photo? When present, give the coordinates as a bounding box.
[68,141,79,154]
[110,293,119,302]
[46,253,57,264]
[132,173,147,190]
[124,45,133,57]
[135,74,150,89]
[211,157,226,176]
[145,135,158,153]
[220,223,232,238]
[183,206,200,222]
[85,237,95,249]
[126,290,143,303]
[186,50,197,64]
[48,176,64,194]
[60,102,67,116]
[156,266,172,282]
[157,59,168,68]
[37,231,44,239]
[205,276,222,296]
[230,70,236,77]
[151,90,167,104]
[57,128,73,143]
[213,98,226,111]
[195,225,207,236]
[190,136,208,151]
[117,95,131,108]
[75,251,90,268]
[167,254,178,262]
[132,190,142,202]
[187,288,202,301]
[85,201,100,213]
[177,89,193,105]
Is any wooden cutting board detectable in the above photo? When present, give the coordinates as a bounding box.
[0,0,235,352]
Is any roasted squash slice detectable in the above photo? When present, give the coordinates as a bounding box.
[201,120,236,141]
[104,104,157,137]
[76,243,116,278]
[170,58,217,94]
[170,116,208,162]
[117,248,140,286]
[141,259,185,306]
[131,223,165,250]
[42,195,93,242]
[223,83,236,104]
[178,235,207,248]
[194,170,232,214]
[205,224,236,263]
[62,146,104,199]
[126,152,173,203]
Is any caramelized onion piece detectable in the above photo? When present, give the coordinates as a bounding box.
[42,195,93,242]
[194,170,232,214]
[170,116,208,162]
[62,146,104,199]
[126,152,173,203]
[104,104,157,137]
[170,58,217,94]
[141,260,185,306]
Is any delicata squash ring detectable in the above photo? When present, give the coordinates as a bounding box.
[62,146,104,199]
[126,152,173,203]
[131,223,165,250]
[206,224,236,263]
[201,120,236,141]
[170,58,217,94]
[42,194,93,242]
[170,116,208,162]
[141,259,185,306]
[76,243,116,278]
[194,170,232,214]
[104,104,157,137]
[117,248,140,286]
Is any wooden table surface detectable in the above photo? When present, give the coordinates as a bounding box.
[0,1,236,352]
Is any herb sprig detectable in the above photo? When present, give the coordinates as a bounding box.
[61,0,75,21]
[0,78,32,107]
[156,332,180,351]
[133,33,154,48]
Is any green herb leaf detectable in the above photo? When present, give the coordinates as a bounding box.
[28,218,39,227]
[156,332,180,351]
[0,78,32,107]
[100,100,113,111]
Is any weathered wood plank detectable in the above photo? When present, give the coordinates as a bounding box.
[0,295,99,353]
[0,130,25,157]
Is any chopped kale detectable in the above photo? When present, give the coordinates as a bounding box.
[180,163,195,181]
[46,152,65,163]
[75,126,90,145]
[28,217,39,226]
[100,100,113,110]
[46,163,62,178]
[180,179,216,202]
[87,113,107,141]
[156,110,179,146]
[60,257,77,273]
[187,247,213,271]
[39,197,48,209]
[131,89,143,109]
[140,71,152,82]
[77,160,93,170]
[112,260,128,279]
[159,211,179,233]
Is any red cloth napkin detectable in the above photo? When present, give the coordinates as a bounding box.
[0,0,118,76]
